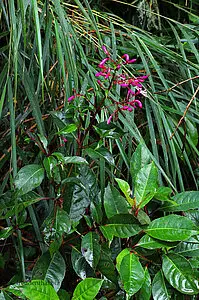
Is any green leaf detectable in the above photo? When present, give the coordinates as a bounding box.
[104,184,129,219]
[100,214,141,241]
[52,152,88,165]
[130,142,151,183]
[81,232,101,269]
[97,244,117,284]
[137,267,151,300]
[162,253,199,294]
[71,247,95,279]
[145,215,198,241]
[118,252,145,297]
[72,278,103,300]
[136,234,177,249]
[174,237,199,257]
[115,178,134,206]
[134,162,158,209]
[0,227,13,240]
[57,289,70,300]
[162,191,199,212]
[7,280,59,300]
[14,164,44,195]
[152,270,171,300]
[57,123,77,134]
[154,187,172,201]
[116,248,131,273]
[32,251,65,291]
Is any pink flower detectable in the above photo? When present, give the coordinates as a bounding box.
[122,54,136,64]
[121,106,133,111]
[107,115,113,124]
[102,45,109,55]
[98,58,109,68]
[127,89,135,99]
[129,100,142,108]
[68,95,76,102]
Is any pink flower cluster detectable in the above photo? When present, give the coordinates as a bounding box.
[68,45,148,124]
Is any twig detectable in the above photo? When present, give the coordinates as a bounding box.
[155,75,199,94]
[170,85,199,139]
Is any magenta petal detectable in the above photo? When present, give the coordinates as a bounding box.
[107,115,113,124]
[120,83,129,87]
[130,100,142,108]
[68,95,75,102]
[122,54,129,62]
[98,58,109,68]
[102,45,109,55]
[127,58,136,64]
[95,72,103,77]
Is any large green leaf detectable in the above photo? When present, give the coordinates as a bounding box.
[115,178,134,206]
[136,234,177,250]
[7,280,59,300]
[137,267,151,300]
[152,270,171,300]
[97,244,117,284]
[14,164,44,195]
[32,251,65,291]
[134,162,158,209]
[81,232,101,269]
[104,184,129,219]
[174,237,199,257]
[130,142,151,183]
[118,252,145,297]
[100,214,142,241]
[72,278,103,300]
[71,248,95,279]
[162,191,199,212]
[162,253,199,294]
[145,215,198,241]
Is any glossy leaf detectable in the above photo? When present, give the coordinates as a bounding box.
[145,215,198,241]
[32,251,65,291]
[134,162,158,208]
[162,253,199,294]
[56,123,77,134]
[81,232,101,269]
[97,244,117,284]
[57,289,70,300]
[130,142,151,183]
[0,227,13,240]
[154,187,172,201]
[162,191,199,212]
[137,267,151,300]
[7,280,59,300]
[100,214,141,241]
[136,234,177,249]
[14,164,44,195]
[52,152,88,165]
[152,270,171,300]
[72,278,103,300]
[116,248,131,273]
[174,237,199,257]
[104,184,129,219]
[118,252,145,297]
[71,247,95,279]
[115,178,134,206]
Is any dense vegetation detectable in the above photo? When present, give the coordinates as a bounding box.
[1,0,199,299]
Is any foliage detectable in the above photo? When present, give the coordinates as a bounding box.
[1,0,199,299]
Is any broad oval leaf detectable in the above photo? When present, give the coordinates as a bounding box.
[8,280,59,300]
[118,252,145,297]
[130,142,151,183]
[81,232,101,269]
[162,191,199,212]
[137,267,151,300]
[162,253,199,295]
[104,184,129,219]
[134,162,158,209]
[174,237,199,257]
[14,164,44,195]
[115,178,134,206]
[71,248,95,279]
[100,214,142,241]
[145,215,198,241]
[72,278,103,300]
[152,270,171,300]
[97,244,117,284]
[136,234,177,249]
[116,248,131,273]
[32,251,65,291]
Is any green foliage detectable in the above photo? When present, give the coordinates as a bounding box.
[1,0,199,298]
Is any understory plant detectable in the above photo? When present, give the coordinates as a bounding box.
[1,0,199,299]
